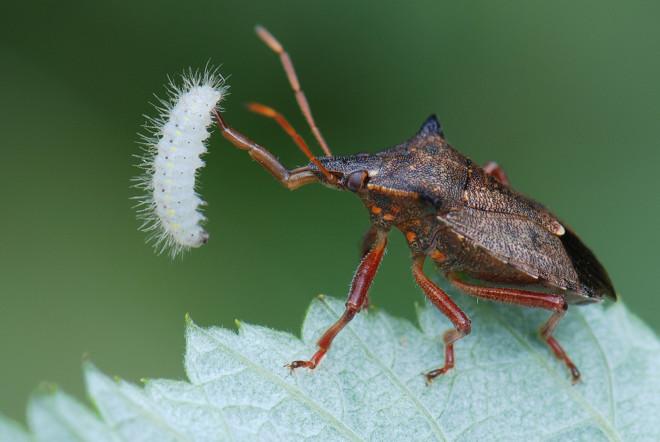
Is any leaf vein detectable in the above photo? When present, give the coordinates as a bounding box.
[481,305,622,442]
[192,323,363,441]
[319,297,449,442]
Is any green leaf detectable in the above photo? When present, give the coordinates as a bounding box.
[2,292,659,441]
[0,415,30,442]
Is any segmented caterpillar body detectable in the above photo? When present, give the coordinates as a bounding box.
[135,69,227,257]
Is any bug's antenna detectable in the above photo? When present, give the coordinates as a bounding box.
[245,102,336,183]
[255,25,333,157]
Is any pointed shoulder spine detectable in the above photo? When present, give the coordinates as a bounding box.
[417,114,444,138]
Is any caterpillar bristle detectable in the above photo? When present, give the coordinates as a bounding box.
[134,67,228,258]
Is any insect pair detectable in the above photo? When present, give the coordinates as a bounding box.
[142,26,616,383]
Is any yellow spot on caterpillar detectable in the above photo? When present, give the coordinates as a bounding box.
[383,213,395,221]
[136,70,226,258]
[406,231,417,243]
[371,206,382,214]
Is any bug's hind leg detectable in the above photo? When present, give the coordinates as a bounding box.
[483,161,509,186]
[412,256,471,382]
[287,229,388,371]
[447,274,580,383]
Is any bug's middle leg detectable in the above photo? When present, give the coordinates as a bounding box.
[287,229,388,371]
[447,273,580,383]
[412,256,471,382]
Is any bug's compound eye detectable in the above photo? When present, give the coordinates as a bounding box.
[345,170,369,192]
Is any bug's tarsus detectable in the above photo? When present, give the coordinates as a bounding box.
[213,109,318,190]
[255,25,333,157]
[245,102,335,182]
[287,230,388,372]
[412,256,472,382]
[448,273,581,383]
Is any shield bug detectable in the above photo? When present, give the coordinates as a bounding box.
[214,26,616,384]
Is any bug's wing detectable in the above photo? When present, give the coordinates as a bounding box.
[462,168,566,237]
[438,208,612,300]
[558,227,616,300]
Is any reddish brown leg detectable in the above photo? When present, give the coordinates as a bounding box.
[412,256,471,382]
[287,230,388,371]
[255,25,332,156]
[358,225,383,309]
[448,274,580,383]
[483,161,510,186]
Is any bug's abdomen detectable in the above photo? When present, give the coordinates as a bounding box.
[433,207,615,303]
[426,162,616,303]
[431,222,542,286]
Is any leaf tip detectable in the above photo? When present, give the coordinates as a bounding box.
[184,312,193,324]
[81,359,98,374]
[34,382,58,396]
[234,318,242,329]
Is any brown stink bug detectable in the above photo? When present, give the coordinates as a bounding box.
[213,26,616,384]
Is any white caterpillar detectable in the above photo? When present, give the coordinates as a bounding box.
[135,69,227,257]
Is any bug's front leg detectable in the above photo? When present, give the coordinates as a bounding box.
[213,110,317,190]
[358,225,382,309]
[287,229,388,371]
[412,256,471,382]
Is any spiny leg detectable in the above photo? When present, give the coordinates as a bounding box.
[483,161,510,186]
[412,256,471,382]
[213,109,325,189]
[287,229,388,371]
[255,25,332,156]
[448,273,580,383]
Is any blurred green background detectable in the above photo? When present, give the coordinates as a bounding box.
[1,0,659,422]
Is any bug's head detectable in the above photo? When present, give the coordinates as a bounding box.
[307,153,384,193]
[308,115,446,202]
